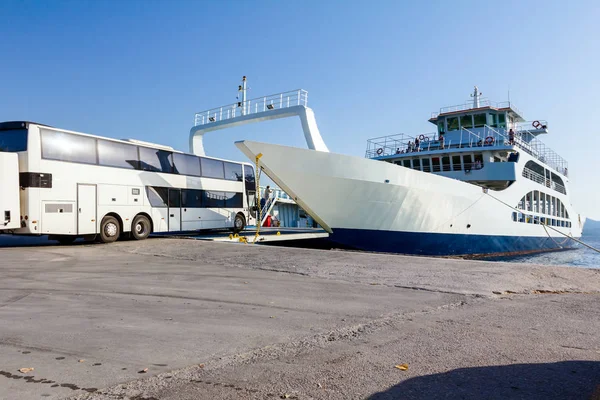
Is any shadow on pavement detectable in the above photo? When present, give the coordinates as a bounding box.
[368,361,600,400]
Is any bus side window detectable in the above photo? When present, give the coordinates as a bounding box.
[139,147,173,173]
[146,187,168,207]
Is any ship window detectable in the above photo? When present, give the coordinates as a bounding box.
[460,115,473,129]
[438,121,445,134]
[442,156,451,171]
[487,113,497,128]
[422,158,431,172]
[447,117,459,131]
[463,155,473,170]
[473,113,486,128]
[403,159,411,168]
[526,192,532,211]
[432,157,440,172]
[412,158,421,171]
[498,113,506,128]
[452,155,462,171]
[533,191,539,213]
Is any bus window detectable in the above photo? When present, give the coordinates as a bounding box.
[182,189,203,208]
[41,130,97,164]
[201,158,225,179]
[244,165,255,190]
[173,153,201,176]
[0,128,28,152]
[146,187,168,207]
[139,147,173,173]
[224,162,243,181]
[204,190,225,207]
[168,189,181,208]
[98,140,138,169]
[224,192,243,208]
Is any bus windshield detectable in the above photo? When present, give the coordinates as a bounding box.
[0,129,27,152]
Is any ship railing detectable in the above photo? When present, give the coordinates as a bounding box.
[194,89,308,126]
[431,99,522,119]
[365,127,495,158]
[522,167,567,195]
[513,127,567,173]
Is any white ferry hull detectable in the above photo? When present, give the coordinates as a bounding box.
[236,140,583,257]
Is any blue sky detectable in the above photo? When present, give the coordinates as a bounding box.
[1,0,599,219]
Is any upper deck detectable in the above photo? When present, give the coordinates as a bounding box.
[366,87,568,175]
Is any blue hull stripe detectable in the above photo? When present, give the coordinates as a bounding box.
[329,228,577,256]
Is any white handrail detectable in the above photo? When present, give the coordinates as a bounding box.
[194,89,308,126]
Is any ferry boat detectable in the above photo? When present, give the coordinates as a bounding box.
[233,86,584,256]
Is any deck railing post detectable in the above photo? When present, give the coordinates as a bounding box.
[280,93,283,108]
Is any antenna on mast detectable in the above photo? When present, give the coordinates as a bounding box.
[470,85,482,108]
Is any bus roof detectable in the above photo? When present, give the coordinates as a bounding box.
[1,121,253,166]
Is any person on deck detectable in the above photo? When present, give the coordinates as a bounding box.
[508,128,515,145]
[261,185,272,209]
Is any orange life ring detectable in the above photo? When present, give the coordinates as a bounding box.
[484,136,494,145]
[532,120,542,129]
[376,148,383,155]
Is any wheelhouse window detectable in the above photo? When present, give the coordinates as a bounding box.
[0,129,28,152]
[460,115,473,129]
[432,157,441,172]
[98,140,138,169]
[473,113,486,128]
[487,113,497,128]
[139,147,173,173]
[447,117,459,131]
[201,157,225,179]
[173,153,201,176]
[498,113,506,128]
[41,129,97,164]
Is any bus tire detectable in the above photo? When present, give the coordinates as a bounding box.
[233,213,246,234]
[56,235,77,245]
[100,216,120,243]
[131,214,151,240]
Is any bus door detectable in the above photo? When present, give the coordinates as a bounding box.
[168,188,181,232]
[77,184,97,234]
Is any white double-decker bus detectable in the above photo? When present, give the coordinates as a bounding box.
[0,121,257,244]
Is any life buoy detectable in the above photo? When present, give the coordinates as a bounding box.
[423,136,429,142]
[484,136,494,145]
[376,148,383,155]
[532,120,542,129]
[418,134,425,141]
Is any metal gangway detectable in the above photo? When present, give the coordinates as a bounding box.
[189,77,329,156]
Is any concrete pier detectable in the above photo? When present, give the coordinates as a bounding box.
[0,238,598,399]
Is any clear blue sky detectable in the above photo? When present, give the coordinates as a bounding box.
[1,0,599,219]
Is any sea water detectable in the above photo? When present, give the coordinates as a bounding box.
[495,234,600,269]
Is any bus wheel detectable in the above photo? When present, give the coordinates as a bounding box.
[131,215,151,240]
[233,213,246,233]
[100,216,120,243]
[56,235,76,245]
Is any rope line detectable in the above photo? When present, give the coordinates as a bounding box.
[484,191,600,254]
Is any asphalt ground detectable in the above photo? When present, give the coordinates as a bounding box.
[0,238,598,400]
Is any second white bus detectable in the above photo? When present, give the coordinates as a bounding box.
[0,121,257,244]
